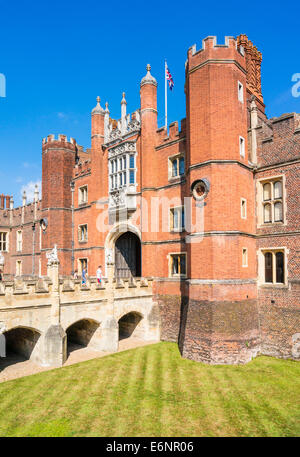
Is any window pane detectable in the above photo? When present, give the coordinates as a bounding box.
[120,173,123,186]
[241,199,246,218]
[276,252,284,283]
[274,202,283,222]
[242,249,247,266]
[173,210,179,229]
[264,204,272,223]
[263,183,271,201]
[181,208,185,229]
[172,160,178,177]
[179,157,185,175]
[115,160,118,172]
[123,156,126,169]
[123,172,126,185]
[172,256,179,275]
[180,255,186,275]
[274,181,282,199]
[129,170,135,184]
[265,252,273,283]
[130,155,135,168]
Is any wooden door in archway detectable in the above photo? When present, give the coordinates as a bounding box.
[115,232,141,279]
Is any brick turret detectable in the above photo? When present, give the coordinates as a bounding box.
[181,36,259,364]
[41,134,77,274]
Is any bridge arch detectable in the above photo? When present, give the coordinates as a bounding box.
[3,326,42,362]
[66,318,102,353]
[118,311,144,340]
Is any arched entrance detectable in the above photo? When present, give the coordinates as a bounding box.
[115,232,141,279]
[118,312,143,340]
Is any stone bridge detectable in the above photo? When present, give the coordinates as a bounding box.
[0,262,160,367]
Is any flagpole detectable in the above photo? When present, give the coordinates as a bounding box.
[165,60,167,130]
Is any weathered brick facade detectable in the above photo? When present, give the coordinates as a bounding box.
[0,34,299,364]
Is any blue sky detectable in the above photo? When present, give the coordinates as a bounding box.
[0,0,299,205]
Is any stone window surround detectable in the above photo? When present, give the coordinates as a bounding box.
[78,185,88,205]
[0,231,9,252]
[242,247,248,267]
[78,257,88,274]
[16,259,22,276]
[257,247,288,287]
[16,230,22,252]
[168,251,187,278]
[256,174,286,227]
[238,80,244,103]
[239,136,245,158]
[169,206,185,232]
[78,224,88,243]
[168,152,185,181]
[241,198,247,219]
[108,142,138,194]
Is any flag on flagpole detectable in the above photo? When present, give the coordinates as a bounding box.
[166,65,174,91]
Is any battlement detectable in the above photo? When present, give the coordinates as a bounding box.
[189,36,239,54]
[256,112,300,167]
[105,109,141,144]
[42,134,77,148]
[0,274,153,298]
[187,36,245,71]
[260,113,300,141]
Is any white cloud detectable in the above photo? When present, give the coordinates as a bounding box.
[20,181,42,202]
[57,112,68,119]
[22,162,38,169]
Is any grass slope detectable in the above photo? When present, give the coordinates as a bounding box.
[0,342,299,437]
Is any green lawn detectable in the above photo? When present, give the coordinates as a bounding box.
[0,342,299,437]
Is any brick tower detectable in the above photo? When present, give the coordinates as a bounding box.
[41,134,77,275]
[179,37,260,364]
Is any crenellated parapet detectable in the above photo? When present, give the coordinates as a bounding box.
[186,36,246,74]
[42,134,77,148]
[256,112,300,167]
[0,274,152,297]
[105,110,141,146]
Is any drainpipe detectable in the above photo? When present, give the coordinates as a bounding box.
[32,223,36,275]
[70,181,75,276]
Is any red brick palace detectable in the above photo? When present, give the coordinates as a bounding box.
[1,34,299,364]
